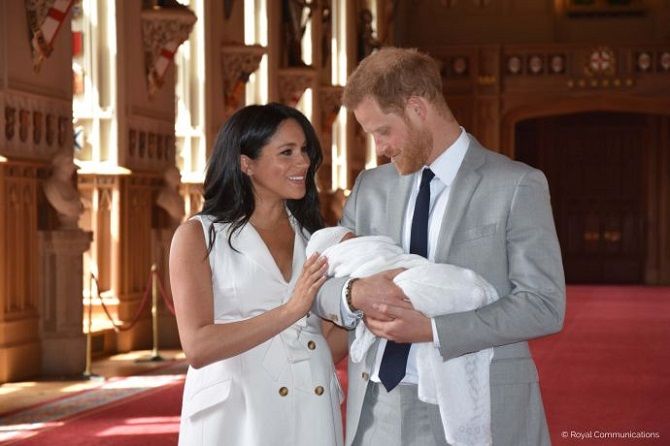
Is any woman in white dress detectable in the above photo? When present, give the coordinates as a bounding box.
[170,103,344,446]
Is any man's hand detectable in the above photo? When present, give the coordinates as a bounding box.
[350,268,411,321]
[365,304,434,343]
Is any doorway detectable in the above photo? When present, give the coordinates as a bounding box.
[515,112,649,284]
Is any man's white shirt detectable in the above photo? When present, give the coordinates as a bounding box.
[340,128,470,385]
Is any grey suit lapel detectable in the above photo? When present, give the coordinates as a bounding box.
[435,137,487,261]
[385,173,414,244]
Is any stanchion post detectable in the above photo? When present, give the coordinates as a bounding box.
[136,264,165,363]
[84,272,94,377]
[150,264,163,361]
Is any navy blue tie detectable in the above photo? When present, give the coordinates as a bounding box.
[378,167,434,392]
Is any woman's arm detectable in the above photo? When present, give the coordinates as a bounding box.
[169,220,327,369]
[321,319,349,364]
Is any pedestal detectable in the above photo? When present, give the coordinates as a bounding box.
[38,229,92,376]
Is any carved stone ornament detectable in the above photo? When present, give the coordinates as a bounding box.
[33,111,43,144]
[25,0,75,71]
[283,0,316,67]
[141,4,197,96]
[636,52,652,72]
[507,55,522,75]
[278,67,316,107]
[660,52,670,72]
[220,44,266,115]
[5,107,16,141]
[148,133,157,159]
[19,110,30,142]
[451,56,468,76]
[320,85,344,131]
[550,54,565,74]
[46,114,55,146]
[357,8,381,62]
[139,132,147,158]
[528,55,544,75]
[585,46,616,77]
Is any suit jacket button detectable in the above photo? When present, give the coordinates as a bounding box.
[362,372,369,381]
[279,387,289,396]
[314,385,324,396]
[307,340,316,350]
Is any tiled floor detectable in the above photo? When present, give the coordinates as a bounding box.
[0,350,186,416]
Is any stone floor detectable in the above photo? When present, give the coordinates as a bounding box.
[0,350,186,416]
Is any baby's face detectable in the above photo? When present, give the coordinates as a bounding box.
[340,232,356,242]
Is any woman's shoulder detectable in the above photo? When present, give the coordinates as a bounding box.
[191,214,235,231]
[171,219,208,260]
[174,218,207,241]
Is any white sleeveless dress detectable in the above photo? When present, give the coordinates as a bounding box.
[178,215,344,446]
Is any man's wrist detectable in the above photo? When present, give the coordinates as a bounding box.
[345,278,361,313]
[340,278,363,329]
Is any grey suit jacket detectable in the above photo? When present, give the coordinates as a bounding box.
[315,137,565,446]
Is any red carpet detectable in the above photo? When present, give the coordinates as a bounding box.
[6,286,669,445]
[4,380,183,445]
[531,286,670,445]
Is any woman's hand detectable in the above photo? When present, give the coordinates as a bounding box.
[285,253,328,317]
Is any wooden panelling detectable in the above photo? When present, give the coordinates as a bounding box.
[516,112,656,284]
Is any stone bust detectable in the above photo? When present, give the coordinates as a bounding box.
[156,166,185,223]
[43,152,84,229]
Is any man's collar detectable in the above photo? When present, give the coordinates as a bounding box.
[418,127,469,187]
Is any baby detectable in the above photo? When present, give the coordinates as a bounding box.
[307,226,497,446]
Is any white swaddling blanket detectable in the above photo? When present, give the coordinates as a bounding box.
[307,226,497,446]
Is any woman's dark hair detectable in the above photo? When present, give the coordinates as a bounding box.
[200,102,324,253]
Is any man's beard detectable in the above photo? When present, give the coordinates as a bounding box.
[393,123,433,175]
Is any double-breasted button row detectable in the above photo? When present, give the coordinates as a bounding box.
[278,385,325,396]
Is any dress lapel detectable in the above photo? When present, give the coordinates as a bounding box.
[289,217,307,286]
[234,213,303,285]
[434,137,486,262]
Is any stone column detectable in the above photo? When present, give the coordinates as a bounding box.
[110,0,195,351]
[152,167,185,349]
[0,0,76,382]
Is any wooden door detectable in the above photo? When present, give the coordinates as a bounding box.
[516,112,647,284]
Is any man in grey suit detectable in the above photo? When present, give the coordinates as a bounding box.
[315,47,565,446]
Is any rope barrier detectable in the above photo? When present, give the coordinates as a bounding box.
[86,264,175,363]
[154,271,176,315]
[91,272,153,333]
